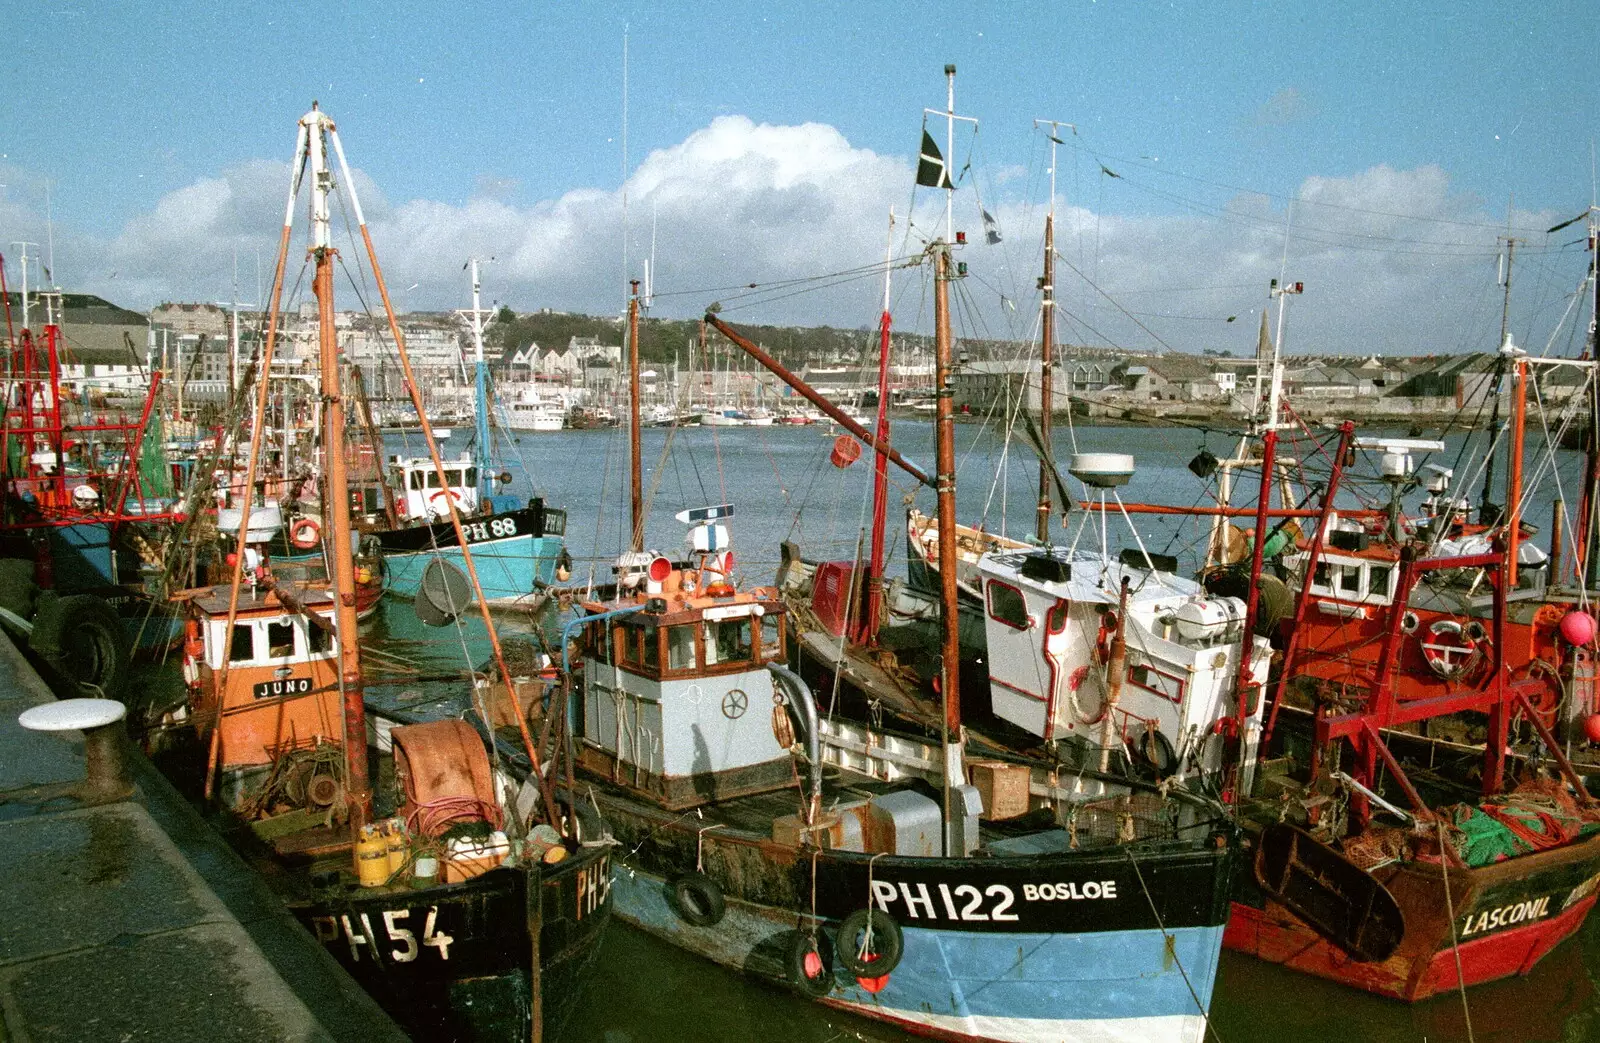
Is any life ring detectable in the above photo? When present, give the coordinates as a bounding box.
[427,488,462,512]
[835,907,903,977]
[28,594,131,699]
[1421,619,1482,680]
[1070,666,1108,725]
[787,931,834,997]
[289,517,321,550]
[181,654,200,687]
[670,871,726,927]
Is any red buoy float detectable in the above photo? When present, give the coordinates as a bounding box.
[1560,611,1596,647]
[1585,714,1600,744]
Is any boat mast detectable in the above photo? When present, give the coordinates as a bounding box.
[628,280,643,551]
[326,115,561,823]
[305,106,372,825]
[933,238,962,855]
[864,211,895,642]
[1034,120,1068,542]
[464,258,495,506]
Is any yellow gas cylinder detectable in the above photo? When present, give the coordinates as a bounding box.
[354,825,390,887]
[384,818,409,875]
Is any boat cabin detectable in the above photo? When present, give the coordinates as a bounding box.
[390,452,481,520]
[576,520,796,809]
[977,547,1270,784]
[183,584,343,789]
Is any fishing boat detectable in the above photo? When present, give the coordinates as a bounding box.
[372,262,570,611]
[0,274,188,694]
[562,185,1239,1039]
[160,104,610,1042]
[1211,265,1600,998]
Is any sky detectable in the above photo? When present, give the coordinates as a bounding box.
[2,0,1597,357]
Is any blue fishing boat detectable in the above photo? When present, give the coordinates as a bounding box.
[372,262,569,610]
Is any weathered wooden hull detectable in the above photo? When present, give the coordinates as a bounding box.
[293,843,612,1043]
[1226,829,1600,1000]
[594,785,1234,1043]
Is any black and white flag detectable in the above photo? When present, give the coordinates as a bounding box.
[916,129,953,189]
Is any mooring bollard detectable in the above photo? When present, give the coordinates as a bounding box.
[17,698,134,805]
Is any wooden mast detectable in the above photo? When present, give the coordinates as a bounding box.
[933,241,962,852]
[304,107,371,825]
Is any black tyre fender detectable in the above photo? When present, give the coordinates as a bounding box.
[1129,726,1178,780]
[30,593,131,698]
[670,871,726,927]
[835,908,903,977]
[787,930,834,997]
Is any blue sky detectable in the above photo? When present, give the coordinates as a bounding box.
[2,0,1596,355]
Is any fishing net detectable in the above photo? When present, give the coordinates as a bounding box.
[1439,778,1600,867]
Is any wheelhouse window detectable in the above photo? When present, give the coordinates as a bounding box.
[759,613,783,662]
[230,623,254,663]
[986,580,1029,630]
[267,621,296,659]
[666,625,696,670]
[1367,564,1394,602]
[641,624,660,670]
[307,622,332,655]
[1130,663,1184,703]
[703,618,753,667]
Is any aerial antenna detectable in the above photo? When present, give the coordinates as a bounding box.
[621,23,630,315]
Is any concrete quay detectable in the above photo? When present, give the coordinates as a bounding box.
[0,634,408,1043]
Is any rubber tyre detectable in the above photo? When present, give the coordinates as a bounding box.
[1130,727,1178,780]
[670,871,726,927]
[835,908,903,977]
[787,931,834,997]
[30,593,131,699]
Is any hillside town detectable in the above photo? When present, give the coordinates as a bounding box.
[24,290,1564,429]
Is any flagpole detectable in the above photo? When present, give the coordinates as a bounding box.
[945,64,955,243]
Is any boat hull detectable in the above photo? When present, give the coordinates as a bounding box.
[1225,828,1600,1000]
[375,506,564,607]
[295,845,612,1042]
[597,789,1232,1043]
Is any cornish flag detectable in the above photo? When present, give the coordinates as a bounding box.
[916,130,953,189]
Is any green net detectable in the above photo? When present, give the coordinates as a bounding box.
[139,409,173,499]
[1446,805,1527,867]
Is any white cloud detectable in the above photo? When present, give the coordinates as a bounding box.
[5,118,1582,356]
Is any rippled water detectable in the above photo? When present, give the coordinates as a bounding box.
[306,418,1600,1041]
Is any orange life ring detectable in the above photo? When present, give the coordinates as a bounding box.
[289,517,321,549]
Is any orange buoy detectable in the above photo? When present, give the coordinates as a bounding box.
[830,435,862,469]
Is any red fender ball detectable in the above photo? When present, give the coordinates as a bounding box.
[1561,611,1596,647]
[1584,714,1600,744]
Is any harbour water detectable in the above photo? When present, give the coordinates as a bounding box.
[159,417,1600,1041]
[515,420,1600,1043]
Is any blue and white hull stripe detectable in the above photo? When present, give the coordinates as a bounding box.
[614,866,1218,1043]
